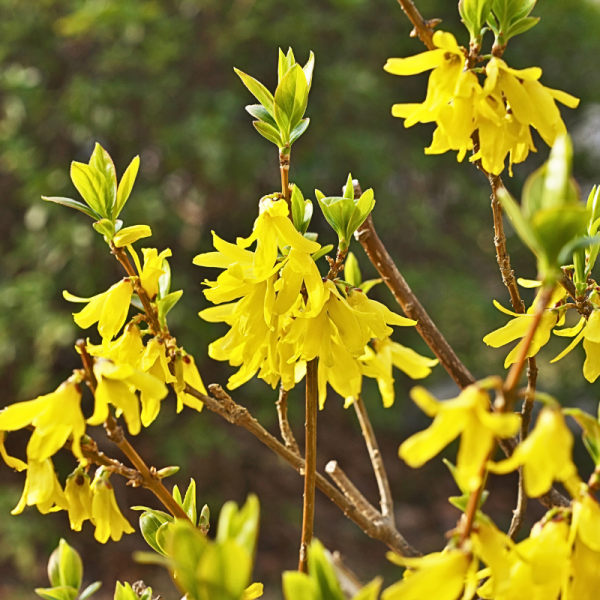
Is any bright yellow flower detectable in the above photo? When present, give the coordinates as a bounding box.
[241,583,264,600]
[90,467,134,543]
[174,351,207,413]
[400,385,520,492]
[112,224,152,248]
[89,359,168,434]
[568,534,600,600]
[551,309,600,382]
[488,407,576,497]
[382,549,474,600]
[237,197,320,280]
[65,467,93,531]
[0,431,27,471]
[64,279,134,341]
[360,338,439,408]
[87,323,144,368]
[139,248,172,300]
[12,458,69,515]
[318,339,363,409]
[0,379,85,461]
[139,337,176,385]
[483,286,566,367]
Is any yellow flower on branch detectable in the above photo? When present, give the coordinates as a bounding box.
[139,337,176,385]
[64,279,134,341]
[112,224,152,248]
[90,467,134,543]
[488,407,576,497]
[65,467,93,532]
[0,431,27,472]
[12,458,69,515]
[483,286,566,367]
[0,379,86,461]
[569,494,600,600]
[128,247,172,300]
[174,351,207,413]
[551,309,600,382]
[89,359,168,434]
[360,338,439,408]
[399,385,520,492]
[87,323,144,368]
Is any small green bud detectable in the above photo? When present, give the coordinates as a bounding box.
[156,466,180,479]
[47,539,83,591]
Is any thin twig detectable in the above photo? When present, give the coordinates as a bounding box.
[188,383,421,557]
[394,0,437,50]
[276,385,300,455]
[299,358,319,572]
[280,147,291,210]
[325,461,381,524]
[353,395,394,523]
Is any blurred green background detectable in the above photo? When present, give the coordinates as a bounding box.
[1,0,600,597]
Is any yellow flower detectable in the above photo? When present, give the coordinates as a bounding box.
[90,467,134,543]
[237,197,320,280]
[65,467,93,532]
[241,583,264,599]
[483,286,566,367]
[382,549,474,600]
[12,458,69,515]
[139,248,172,300]
[551,309,600,382]
[87,323,144,368]
[360,338,439,408]
[112,224,152,248]
[488,407,576,497]
[318,339,363,409]
[0,431,27,472]
[174,351,207,413]
[64,279,134,341]
[89,359,168,434]
[569,534,600,600]
[0,379,86,461]
[399,385,520,492]
[139,337,177,385]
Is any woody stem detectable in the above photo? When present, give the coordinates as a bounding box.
[280,147,291,210]
[299,358,319,572]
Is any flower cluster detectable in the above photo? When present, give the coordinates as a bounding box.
[385,31,579,175]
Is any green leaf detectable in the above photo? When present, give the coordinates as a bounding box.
[564,408,600,465]
[183,479,198,525]
[78,582,102,600]
[245,104,278,128]
[35,587,78,600]
[360,279,382,295]
[506,15,539,39]
[497,187,543,258]
[234,68,275,117]
[42,196,102,220]
[140,512,169,556]
[92,218,115,240]
[343,173,354,200]
[282,572,316,600]
[317,195,355,245]
[70,162,109,218]
[278,47,296,83]
[173,485,183,506]
[89,143,117,216]
[303,51,315,91]
[253,121,283,147]
[346,188,376,240]
[290,118,310,145]
[199,504,210,534]
[460,0,494,38]
[274,64,308,141]
[158,290,183,324]
[307,540,346,600]
[216,494,260,558]
[291,185,312,234]
[587,186,600,230]
[344,252,362,287]
[114,582,140,600]
[48,540,83,591]
[114,155,140,219]
[158,258,171,299]
[312,244,334,262]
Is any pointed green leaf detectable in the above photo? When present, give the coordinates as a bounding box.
[290,118,310,145]
[303,51,315,91]
[253,121,283,147]
[70,162,108,218]
[89,143,117,215]
[353,578,383,600]
[182,479,197,525]
[344,252,362,287]
[140,512,169,556]
[78,582,102,600]
[497,187,543,258]
[307,540,346,600]
[42,196,102,220]
[114,156,140,219]
[291,185,307,233]
[173,485,183,506]
[312,244,334,262]
[216,494,260,558]
[92,218,115,240]
[35,587,78,600]
[343,174,354,200]
[245,104,278,128]
[234,68,275,116]
[274,64,308,140]
[506,16,539,39]
[282,572,316,600]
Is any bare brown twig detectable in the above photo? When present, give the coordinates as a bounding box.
[276,385,300,455]
[394,0,437,50]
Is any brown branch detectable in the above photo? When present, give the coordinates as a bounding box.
[280,147,291,211]
[188,383,421,557]
[325,461,381,524]
[353,395,394,522]
[276,386,300,455]
[299,358,319,572]
[394,0,437,50]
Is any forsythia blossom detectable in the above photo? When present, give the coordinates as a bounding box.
[12,458,69,515]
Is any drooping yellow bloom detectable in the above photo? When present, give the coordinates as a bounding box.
[360,339,439,408]
[488,407,576,497]
[551,309,600,382]
[483,286,566,367]
[139,337,176,385]
[136,248,172,300]
[89,359,168,434]
[0,379,86,461]
[237,197,320,280]
[400,385,520,492]
[0,431,27,471]
[112,224,152,248]
[65,467,93,531]
[386,32,579,175]
[87,323,144,368]
[174,351,207,413]
[90,467,134,543]
[382,549,474,600]
[318,338,363,409]
[12,458,69,515]
[64,279,134,341]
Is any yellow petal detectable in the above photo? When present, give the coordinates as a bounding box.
[113,225,152,248]
[384,49,445,76]
[550,328,585,363]
[553,316,585,337]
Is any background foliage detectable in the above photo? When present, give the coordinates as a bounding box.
[1,0,600,597]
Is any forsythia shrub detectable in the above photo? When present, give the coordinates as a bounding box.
[2,0,600,598]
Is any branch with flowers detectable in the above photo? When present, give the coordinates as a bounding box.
[4,1,600,599]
